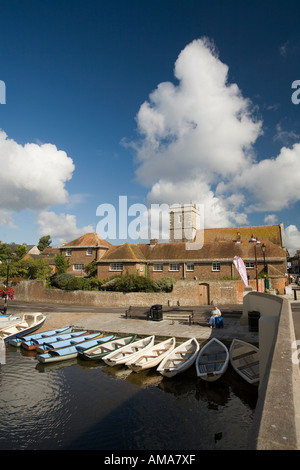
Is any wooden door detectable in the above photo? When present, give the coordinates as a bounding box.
[199,283,209,305]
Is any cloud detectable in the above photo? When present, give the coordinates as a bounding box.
[0,209,16,228]
[129,38,262,226]
[232,144,300,212]
[285,225,300,256]
[264,214,278,225]
[0,130,75,211]
[36,211,94,245]
[128,38,300,229]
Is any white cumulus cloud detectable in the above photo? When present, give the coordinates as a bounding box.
[129,37,300,234]
[0,130,75,211]
[285,225,300,256]
[36,211,94,245]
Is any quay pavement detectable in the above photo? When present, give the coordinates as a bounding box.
[6,300,259,345]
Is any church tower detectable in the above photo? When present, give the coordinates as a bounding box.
[169,203,201,242]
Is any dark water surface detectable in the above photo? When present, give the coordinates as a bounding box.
[0,343,257,450]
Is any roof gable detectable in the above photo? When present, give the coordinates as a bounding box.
[62,232,111,248]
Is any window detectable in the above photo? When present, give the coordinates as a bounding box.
[169,263,180,271]
[212,262,220,271]
[86,248,93,256]
[153,264,163,271]
[186,263,194,271]
[110,263,123,271]
[245,262,255,269]
[66,249,72,256]
[73,264,84,271]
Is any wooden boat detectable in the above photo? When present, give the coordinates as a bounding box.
[126,337,176,372]
[156,337,199,378]
[8,326,73,348]
[229,339,259,385]
[35,331,101,353]
[0,313,46,342]
[25,330,89,351]
[79,334,137,361]
[196,338,229,382]
[103,336,155,367]
[37,334,114,363]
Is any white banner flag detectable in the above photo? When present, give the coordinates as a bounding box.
[233,256,249,287]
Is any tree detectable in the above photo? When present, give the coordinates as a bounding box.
[54,254,70,275]
[38,235,52,252]
[14,244,28,260]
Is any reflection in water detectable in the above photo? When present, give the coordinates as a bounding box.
[0,344,257,450]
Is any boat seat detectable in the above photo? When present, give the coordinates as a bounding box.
[232,351,257,361]
[237,360,259,370]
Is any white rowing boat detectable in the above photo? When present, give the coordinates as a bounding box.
[126,337,176,372]
[103,335,155,366]
[196,338,229,382]
[0,313,46,342]
[79,334,137,361]
[156,337,199,378]
[229,339,259,385]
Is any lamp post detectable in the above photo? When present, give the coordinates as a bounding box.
[3,256,12,314]
[261,243,269,291]
[249,235,260,291]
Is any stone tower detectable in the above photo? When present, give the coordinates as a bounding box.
[169,203,201,242]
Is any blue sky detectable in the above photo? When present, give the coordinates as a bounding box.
[0,0,300,254]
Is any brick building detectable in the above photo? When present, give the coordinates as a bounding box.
[59,232,111,276]
[97,226,287,288]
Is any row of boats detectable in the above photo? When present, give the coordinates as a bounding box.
[1,312,259,384]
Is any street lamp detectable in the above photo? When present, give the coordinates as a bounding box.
[3,256,12,314]
[261,243,266,291]
[249,235,260,291]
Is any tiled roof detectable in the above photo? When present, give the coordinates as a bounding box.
[99,239,286,263]
[61,233,111,248]
[198,225,283,246]
[101,243,146,261]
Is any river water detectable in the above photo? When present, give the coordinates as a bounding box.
[0,342,257,451]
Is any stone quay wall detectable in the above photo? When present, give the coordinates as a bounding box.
[12,278,265,307]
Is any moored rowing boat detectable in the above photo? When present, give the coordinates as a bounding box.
[9,326,73,348]
[79,334,137,361]
[195,338,229,382]
[36,334,114,363]
[156,337,199,378]
[229,339,259,385]
[126,337,176,372]
[0,313,46,342]
[34,330,91,353]
[103,335,155,366]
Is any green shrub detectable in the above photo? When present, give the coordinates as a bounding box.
[152,277,174,292]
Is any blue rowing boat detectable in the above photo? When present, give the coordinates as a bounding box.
[37,334,115,363]
[8,326,73,348]
[22,329,88,350]
[35,331,101,353]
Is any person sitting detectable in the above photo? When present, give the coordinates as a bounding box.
[209,306,223,328]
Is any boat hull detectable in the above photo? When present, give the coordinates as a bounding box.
[127,337,176,372]
[0,313,46,342]
[103,336,155,366]
[157,338,199,378]
[9,326,73,348]
[37,334,114,363]
[229,339,259,385]
[196,338,229,382]
[79,335,137,361]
